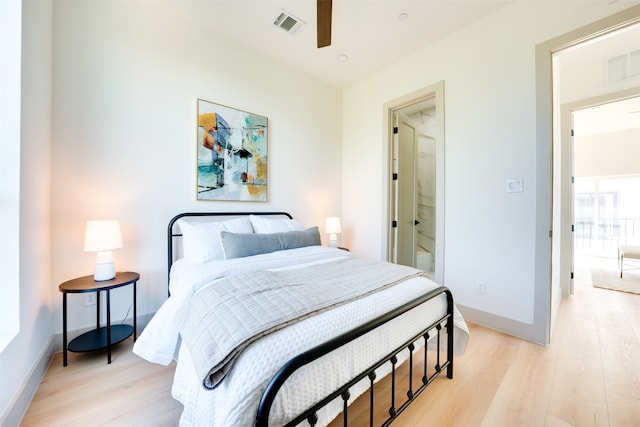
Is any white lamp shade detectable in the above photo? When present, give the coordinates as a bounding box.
[84,220,123,281]
[84,220,123,252]
[325,217,342,234]
[325,217,341,248]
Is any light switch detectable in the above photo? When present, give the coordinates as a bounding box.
[506,178,523,193]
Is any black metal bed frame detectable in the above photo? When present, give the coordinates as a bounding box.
[167,212,292,295]
[167,212,454,426]
[256,286,453,427]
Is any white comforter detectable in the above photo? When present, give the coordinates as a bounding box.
[133,246,469,426]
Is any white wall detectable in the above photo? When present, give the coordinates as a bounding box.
[50,0,343,336]
[342,0,640,342]
[576,128,640,177]
[0,0,54,425]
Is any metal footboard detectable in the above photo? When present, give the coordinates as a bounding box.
[256,286,454,427]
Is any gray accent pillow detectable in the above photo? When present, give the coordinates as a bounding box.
[220,227,321,259]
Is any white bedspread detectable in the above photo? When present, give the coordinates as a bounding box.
[176,257,429,389]
[134,246,469,426]
[133,246,350,365]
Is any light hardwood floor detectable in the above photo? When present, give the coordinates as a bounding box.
[21,256,640,426]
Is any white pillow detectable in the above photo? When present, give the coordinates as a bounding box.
[178,217,253,263]
[249,215,304,234]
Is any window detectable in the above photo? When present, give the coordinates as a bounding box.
[0,0,22,351]
[574,176,640,254]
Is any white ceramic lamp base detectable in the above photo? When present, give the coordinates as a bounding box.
[94,251,116,281]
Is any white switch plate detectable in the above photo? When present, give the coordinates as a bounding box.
[506,178,523,193]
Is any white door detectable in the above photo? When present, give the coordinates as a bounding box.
[393,112,418,267]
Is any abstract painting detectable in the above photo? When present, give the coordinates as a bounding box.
[196,99,268,201]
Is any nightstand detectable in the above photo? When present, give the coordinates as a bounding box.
[59,271,139,366]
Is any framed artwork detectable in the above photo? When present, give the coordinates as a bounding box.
[196,99,268,201]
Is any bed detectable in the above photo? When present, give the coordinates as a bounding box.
[133,212,469,426]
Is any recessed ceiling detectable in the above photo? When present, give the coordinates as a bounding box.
[158,0,513,89]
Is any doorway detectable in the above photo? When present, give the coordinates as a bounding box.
[563,94,640,280]
[550,19,640,335]
[384,82,445,284]
[573,95,640,254]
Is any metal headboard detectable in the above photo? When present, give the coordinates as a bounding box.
[166,212,293,295]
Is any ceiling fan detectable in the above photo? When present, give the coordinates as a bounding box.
[317,0,332,48]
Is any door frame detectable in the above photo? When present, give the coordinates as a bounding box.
[382,81,445,284]
[557,87,640,296]
[539,4,640,344]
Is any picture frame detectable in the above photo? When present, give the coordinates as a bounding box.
[196,99,268,201]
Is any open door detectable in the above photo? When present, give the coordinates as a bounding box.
[385,82,444,283]
[392,112,419,267]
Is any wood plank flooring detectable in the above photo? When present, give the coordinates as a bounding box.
[19,344,182,427]
[21,255,640,426]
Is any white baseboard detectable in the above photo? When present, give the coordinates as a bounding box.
[0,336,56,427]
[456,304,548,346]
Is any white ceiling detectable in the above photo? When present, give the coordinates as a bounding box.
[158,1,639,133]
[159,0,512,89]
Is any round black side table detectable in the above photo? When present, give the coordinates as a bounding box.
[59,271,139,366]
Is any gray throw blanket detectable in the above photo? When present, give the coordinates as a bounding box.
[175,257,427,389]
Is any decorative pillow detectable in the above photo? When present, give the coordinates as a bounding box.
[220,227,321,259]
[249,214,305,234]
[178,217,253,263]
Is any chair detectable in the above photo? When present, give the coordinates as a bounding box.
[618,245,640,277]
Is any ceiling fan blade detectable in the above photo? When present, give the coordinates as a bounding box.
[317,0,332,48]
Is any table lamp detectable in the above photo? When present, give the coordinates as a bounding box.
[325,217,342,248]
[84,220,123,281]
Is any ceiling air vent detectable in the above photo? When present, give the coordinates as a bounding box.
[274,10,305,35]
[606,49,640,85]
